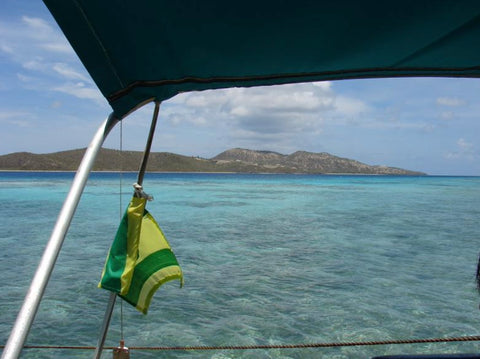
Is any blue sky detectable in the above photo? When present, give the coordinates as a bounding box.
[1,1,480,175]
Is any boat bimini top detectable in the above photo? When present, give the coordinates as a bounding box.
[3,1,480,359]
[44,0,480,120]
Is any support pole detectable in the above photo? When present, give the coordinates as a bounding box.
[136,101,160,186]
[92,292,117,359]
[93,101,161,359]
[1,113,119,359]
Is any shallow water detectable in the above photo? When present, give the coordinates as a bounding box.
[1,172,480,358]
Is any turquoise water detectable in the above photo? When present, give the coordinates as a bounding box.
[1,172,480,359]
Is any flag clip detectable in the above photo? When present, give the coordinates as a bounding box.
[133,183,153,201]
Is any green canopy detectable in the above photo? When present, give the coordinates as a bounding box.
[43,0,480,119]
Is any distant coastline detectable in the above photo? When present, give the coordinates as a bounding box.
[0,147,426,175]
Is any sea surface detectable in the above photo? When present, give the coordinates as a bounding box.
[1,172,480,359]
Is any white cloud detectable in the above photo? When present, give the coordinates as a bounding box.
[445,152,459,159]
[51,101,62,109]
[230,106,249,117]
[312,81,332,90]
[160,83,340,151]
[0,111,32,127]
[0,15,104,107]
[53,82,105,103]
[52,63,90,81]
[20,16,74,55]
[162,82,376,151]
[167,113,207,126]
[17,73,35,83]
[168,82,336,123]
[21,16,52,34]
[436,97,466,107]
[226,84,335,114]
[457,138,474,150]
[22,59,46,71]
[0,111,29,120]
[445,138,476,160]
[440,111,454,120]
[0,44,14,54]
[40,42,75,54]
[184,94,224,107]
[334,95,368,117]
[0,16,74,60]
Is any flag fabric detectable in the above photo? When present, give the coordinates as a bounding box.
[99,196,183,314]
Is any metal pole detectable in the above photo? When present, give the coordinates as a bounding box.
[1,113,119,359]
[92,292,117,359]
[137,101,160,186]
[92,101,161,359]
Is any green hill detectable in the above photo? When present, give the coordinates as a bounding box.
[0,148,425,175]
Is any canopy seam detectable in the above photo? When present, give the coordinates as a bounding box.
[107,66,480,103]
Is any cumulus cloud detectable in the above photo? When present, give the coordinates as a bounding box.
[167,82,335,127]
[162,81,374,151]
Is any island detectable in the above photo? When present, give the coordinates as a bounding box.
[0,148,425,175]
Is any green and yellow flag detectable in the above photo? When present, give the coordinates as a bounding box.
[99,196,183,314]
